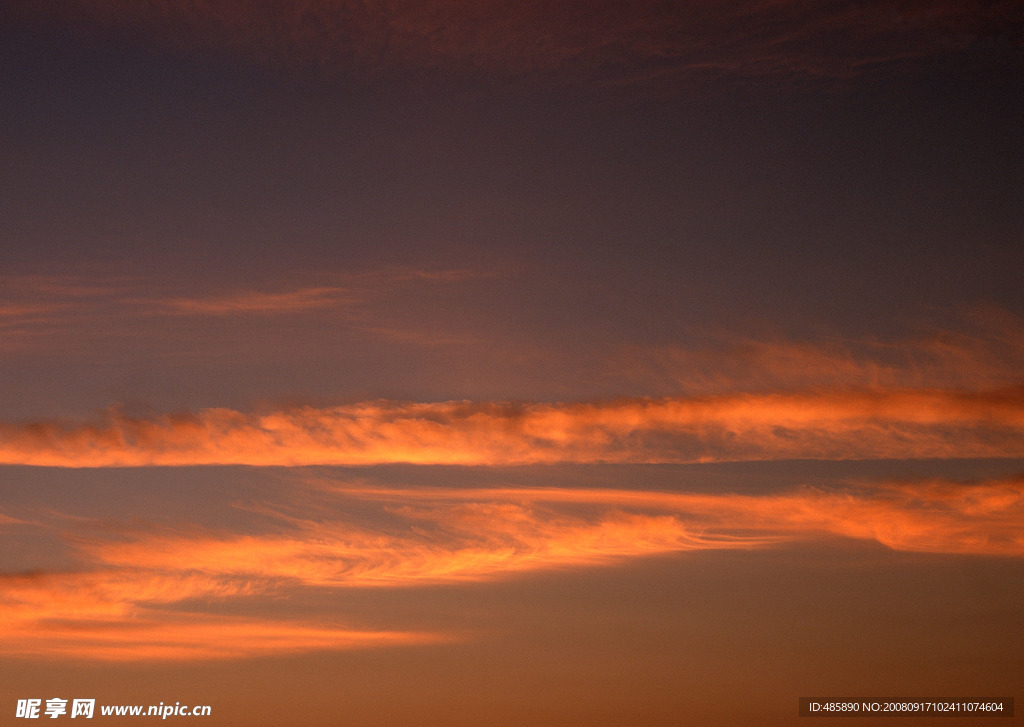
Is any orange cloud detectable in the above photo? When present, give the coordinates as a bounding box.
[0,570,444,660]
[4,618,443,661]
[624,308,1024,395]
[85,477,1024,590]
[148,269,483,315]
[0,512,27,526]
[157,286,355,315]
[4,474,1020,660]
[1,388,1022,466]
[84,507,760,587]
[0,269,491,352]
[0,272,488,356]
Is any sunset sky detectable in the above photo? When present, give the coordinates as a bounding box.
[1,2,1022,725]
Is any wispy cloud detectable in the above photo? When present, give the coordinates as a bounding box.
[4,473,1019,660]
[0,269,480,316]
[341,478,1024,557]
[84,507,753,587]
[622,308,1024,395]
[1,387,1022,466]
[157,286,355,315]
[151,268,488,316]
[0,268,491,355]
[0,562,446,660]
[0,275,131,348]
[3,616,443,661]
[83,477,1024,585]
[0,574,443,661]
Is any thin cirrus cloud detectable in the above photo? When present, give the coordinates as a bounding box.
[0,279,358,355]
[84,505,754,586]
[0,271,437,320]
[151,268,488,316]
[626,311,1024,395]
[0,566,446,660]
[0,269,490,354]
[336,479,1024,558]
[10,0,1019,83]
[3,617,444,662]
[151,268,489,316]
[156,286,355,315]
[0,278,108,348]
[1,387,1022,467]
[3,474,1021,659]
[0,498,721,661]
[83,477,1024,587]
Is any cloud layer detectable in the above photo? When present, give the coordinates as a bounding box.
[2,387,1023,467]
[3,474,1021,659]
[0,569,443,661]
[626,308,1024,394]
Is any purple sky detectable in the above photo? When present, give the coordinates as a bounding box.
[1,2,1022,724]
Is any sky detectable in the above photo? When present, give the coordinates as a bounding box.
[1,2,1022,725]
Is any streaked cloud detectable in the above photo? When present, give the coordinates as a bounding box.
[0,303,63,321]
[4,617,443,661]
[0,565,445,660]
[152,268,488,316]
[85,508,757,586]
[622,307,1024,395]
[1,387,1022,466]
[0,275,127,349]
[0,268,491,355]
[0,512,27,526]
[82,477,1024,589]
[0,268,479,318]
[4,473,1019,660]
[158,286,355,315]
[390,478,1024,557]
